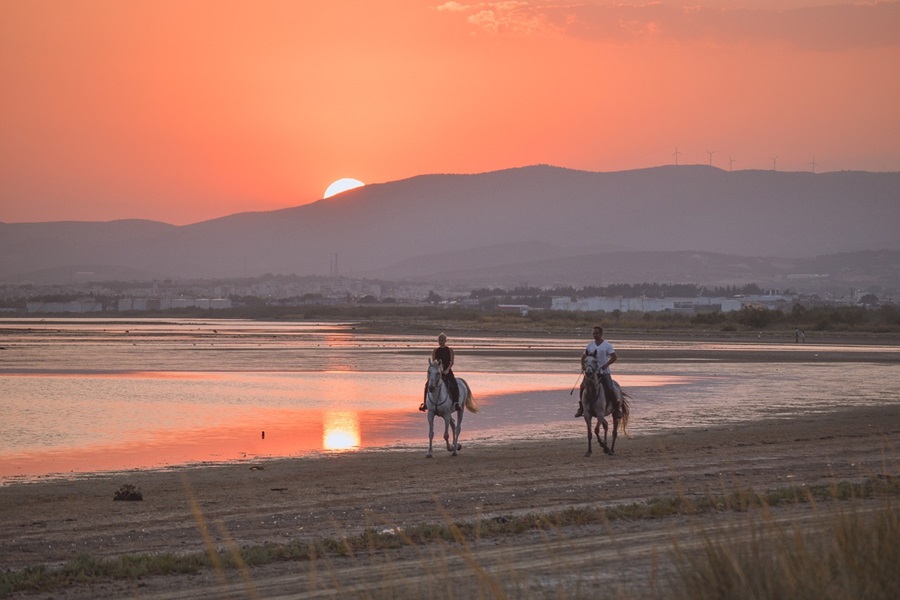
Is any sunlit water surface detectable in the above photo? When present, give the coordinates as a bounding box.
[1,319,898,483]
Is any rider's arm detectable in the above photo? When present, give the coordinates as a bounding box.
[603,352,618,370]
[446,348,455,373]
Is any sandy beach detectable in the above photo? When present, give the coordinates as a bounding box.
[1,399,897,599]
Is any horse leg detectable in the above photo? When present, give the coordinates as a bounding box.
[451,408,463,456]
[599,417,611,454]
[444,416,453,451]
[608,387,622,454]
[609,416,619,454]
[584,416,593,457]
[426,411,436,458]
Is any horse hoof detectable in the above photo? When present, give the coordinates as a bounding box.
[603,447,612,455]
[426,453,433,458]
[451,451,458,457]
[584,451,592,457]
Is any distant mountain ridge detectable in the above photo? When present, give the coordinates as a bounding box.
[1,165,898,289]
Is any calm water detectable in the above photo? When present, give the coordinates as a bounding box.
[1,318,898,483]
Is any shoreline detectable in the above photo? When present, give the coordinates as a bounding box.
[5,372,897,487]
[1,399,894,491]
[3,398,895,490]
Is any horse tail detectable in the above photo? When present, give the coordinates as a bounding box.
[459,378,479,413]
[619,392,631,434]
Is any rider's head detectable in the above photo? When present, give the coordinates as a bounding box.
[438,333,447,345]
[592,325,603,340]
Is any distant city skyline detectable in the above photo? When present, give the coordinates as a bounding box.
[2,0,899,225]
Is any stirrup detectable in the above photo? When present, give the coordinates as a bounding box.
[574,407,584,418]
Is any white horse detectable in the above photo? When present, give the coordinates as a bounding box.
[425,359,478,458]
[580,361,630,457]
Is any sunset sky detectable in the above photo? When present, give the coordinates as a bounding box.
[2,1,899,225]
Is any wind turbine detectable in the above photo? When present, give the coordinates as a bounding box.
[673,146,681,166]
[810,157,817,173]
[770,155,779,171]
[707,150,715,166]
[728,156,736,171]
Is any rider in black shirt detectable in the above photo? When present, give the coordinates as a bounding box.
[420,333,460,411]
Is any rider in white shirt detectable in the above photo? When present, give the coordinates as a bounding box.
[576,325,617,417]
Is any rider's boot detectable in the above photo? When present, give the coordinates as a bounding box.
[574,401,584,418]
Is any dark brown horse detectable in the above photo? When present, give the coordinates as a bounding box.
[580,362,630,457]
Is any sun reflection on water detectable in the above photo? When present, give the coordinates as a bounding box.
[323,411,361,451]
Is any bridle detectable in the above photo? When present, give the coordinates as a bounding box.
[583,363,600,392]
[427,362,448,405]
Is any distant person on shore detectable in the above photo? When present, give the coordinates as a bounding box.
[575,325,617,417]
[420,333,460,412]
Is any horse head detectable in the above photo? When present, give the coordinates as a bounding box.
[583,361,600,387]
[427,359,443,394]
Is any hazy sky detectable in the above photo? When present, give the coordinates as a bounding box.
[2,1,898,224]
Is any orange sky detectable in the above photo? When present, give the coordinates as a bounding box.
[1,0,899,224]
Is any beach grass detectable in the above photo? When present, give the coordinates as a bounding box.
[1,476,896,598]
[666,492,899,600]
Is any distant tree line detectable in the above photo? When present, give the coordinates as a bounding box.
[284,303,900,334]
[468,283,769,309]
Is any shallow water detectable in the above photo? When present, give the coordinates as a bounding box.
[1,318,898,483]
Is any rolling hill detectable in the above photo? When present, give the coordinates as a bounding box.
[2,165,898,289]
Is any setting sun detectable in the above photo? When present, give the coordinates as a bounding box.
[324,178,365,199]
